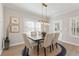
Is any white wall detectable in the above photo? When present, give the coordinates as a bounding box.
[4,7,44,46]
[4,7,24,46]
[49,9,79,46]
[49,18,63,41]
[0,4,4,55]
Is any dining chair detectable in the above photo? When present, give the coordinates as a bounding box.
[22,33,37,55]
[31,32,37,36]
[38,31,41,35]
[40,33,53,56]
[51,33,60,50]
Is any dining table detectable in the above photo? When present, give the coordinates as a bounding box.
[27,34,44,56]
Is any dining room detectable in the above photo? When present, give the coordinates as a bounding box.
[1,3,79,56]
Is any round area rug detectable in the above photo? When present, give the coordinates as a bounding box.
[56,43,66,56]
[22,43,66,56]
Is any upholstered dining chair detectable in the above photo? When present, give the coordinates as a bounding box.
[51,33,60,50]
[31,32,37,36]
[38,31,41,35]
[40,33,53,56]
[22,33,37,55]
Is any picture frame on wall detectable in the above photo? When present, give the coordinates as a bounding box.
[11,16,19,24]
[10,25,19,33]
[55,23,60,31]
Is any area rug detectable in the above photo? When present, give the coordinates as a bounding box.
[56,43,66,56]
[22,43,66,56]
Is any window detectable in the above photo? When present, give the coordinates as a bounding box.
[24,21,34,35]
[53,21,61,32]
[36,22,41,32]
[54,23,60,31]
[24,20,42,35]
[70,17,79,37]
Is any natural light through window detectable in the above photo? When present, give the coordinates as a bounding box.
[24,20,42,35]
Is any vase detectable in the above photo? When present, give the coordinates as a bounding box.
[4,36,10,50]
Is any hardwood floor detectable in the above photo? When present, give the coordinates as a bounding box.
[60,42,79,56]
[1,41,79,56]
[1,44,25,56]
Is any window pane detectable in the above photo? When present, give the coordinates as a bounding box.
[24,21,35,35]
[71,17,79,36]
[36,22,41,32]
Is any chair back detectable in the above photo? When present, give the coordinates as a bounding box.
[23,33,31,48]
[31,32,37,36]
[43,33,53,48]
[38,31,41,35]
[53,33,60,44]
[51,33,56,41]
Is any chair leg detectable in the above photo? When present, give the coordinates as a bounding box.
[37,44,39,56]
[44,48,46,56]
[52,44,54,50]
[50,46,51,52]
[56,43,58,48]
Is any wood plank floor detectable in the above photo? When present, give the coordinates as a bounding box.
[1,42,79,56]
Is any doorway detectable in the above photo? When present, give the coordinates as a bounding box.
[52,20,62,41]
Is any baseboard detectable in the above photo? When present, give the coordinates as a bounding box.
[10,41,24,47]
[60,40,79,46]
[0,50,2,55]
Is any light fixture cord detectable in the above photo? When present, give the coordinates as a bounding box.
[42,3,44,32]
[42,3,48,32]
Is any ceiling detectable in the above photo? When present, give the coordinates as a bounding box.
[3,3,79,18]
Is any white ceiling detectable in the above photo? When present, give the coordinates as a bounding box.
[3,3,79,17]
